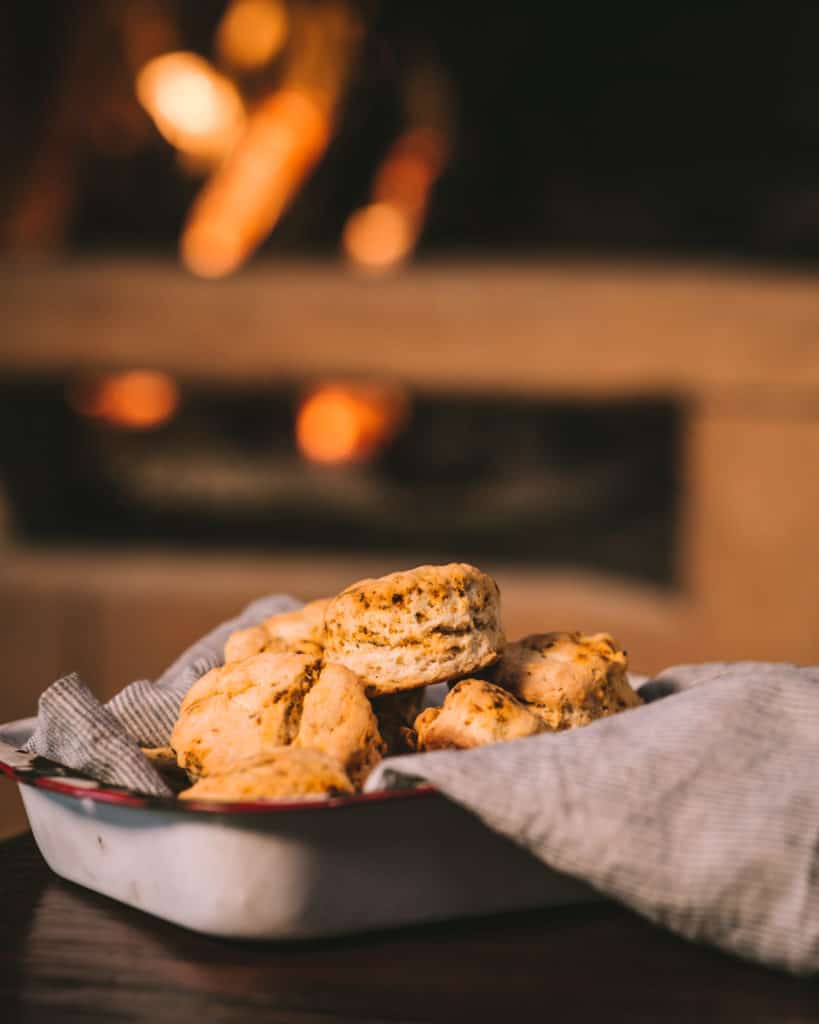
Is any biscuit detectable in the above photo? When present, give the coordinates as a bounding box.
[178,747,353,802]
[263,597,330,645]
[490,631,642,730]
[224,629,322,663]
[414,678,545,751]
[323,563,504,696]
[171,651,320,778]
[223,625,269,663]
[224,622,268,663]
[294,663,386,787]
[223,597,330,663]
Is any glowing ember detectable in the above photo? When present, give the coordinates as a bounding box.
[136,52,245,164]
[180,88,329,278]
[372,128,446,213]
[343,128,447,273]
[217,0,289,71]
[342,201,414,273]
[296,383,407,464]
[68,371,180,430]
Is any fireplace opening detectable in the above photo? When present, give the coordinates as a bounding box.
[0,374,682,585]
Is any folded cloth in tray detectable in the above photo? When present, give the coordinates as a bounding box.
[367,661,819,975]
[20,595,819,974]
[23,594,299,796]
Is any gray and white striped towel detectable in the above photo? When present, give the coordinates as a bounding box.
[17,595,819,974]
[367,661,819,975]
[23,594,299,796]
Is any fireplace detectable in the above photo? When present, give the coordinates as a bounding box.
[1,258,818,704]
[0,373,681,584]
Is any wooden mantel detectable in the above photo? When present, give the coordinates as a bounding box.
[2,258,819,403]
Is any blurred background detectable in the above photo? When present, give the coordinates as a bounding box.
[6,2,819,262]
[2,1,819,830]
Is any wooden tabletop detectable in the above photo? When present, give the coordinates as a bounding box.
[1,832,817,1022]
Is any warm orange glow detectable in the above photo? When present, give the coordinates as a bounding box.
[373,153,435,221]
[217,0,289,71]
[296,383,407,464]
[373,128,446,210]
[343,128,447,273]
[342,202,414,273]
[181,88,329,278]
[136,52,245,164]
[68,371,180,430]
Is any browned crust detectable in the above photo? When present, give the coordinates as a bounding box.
[324,563,505,694]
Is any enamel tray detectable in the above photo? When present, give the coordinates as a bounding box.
[0,717,596,939]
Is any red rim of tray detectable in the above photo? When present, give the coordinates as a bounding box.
[0,752,436,815]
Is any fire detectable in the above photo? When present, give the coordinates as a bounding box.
[341,202,414,273]
[296,383,407,464]
[136,51,245,164]
[68,371,180,430]
[343,128,447,273]
[217,0,289,72]
[180,88,329,278]
[372,128,446,212]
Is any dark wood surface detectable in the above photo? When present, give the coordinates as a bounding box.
[1,833,818,1023]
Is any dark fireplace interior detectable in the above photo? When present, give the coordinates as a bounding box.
[0,374,680,584]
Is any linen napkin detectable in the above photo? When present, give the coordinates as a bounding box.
[367,661,819,975]
[15,595,819,974]
[21,594,299,796]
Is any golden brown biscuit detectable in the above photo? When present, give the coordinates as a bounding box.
[324,564,504,696]
[490,631,642,730]
[264,597,330,644]
[414,678,545,751]
[224,631,324,663]
[294,663,386,787]
[282,639,324,659]
[223,598,330,663]
[223,625,270,663]
[178,747,353,802]
[171,651,320,778]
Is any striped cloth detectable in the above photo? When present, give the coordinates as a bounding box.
[367,661,819,975]
[23,595,299,796]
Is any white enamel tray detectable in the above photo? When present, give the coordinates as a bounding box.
[0,717,597,939]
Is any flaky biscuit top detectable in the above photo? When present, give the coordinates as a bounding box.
[323,563,504,694]
[491,631,641,730]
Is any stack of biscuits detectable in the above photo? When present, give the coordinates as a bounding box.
[162,563,643,803]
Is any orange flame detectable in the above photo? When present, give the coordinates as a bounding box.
[295,383,407,464]
[217,0,289,71]
[342,202,414,274]
[181,88,329,278]
[68,371,180,430]
[343,128,447,273]
[136,51,245,165]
